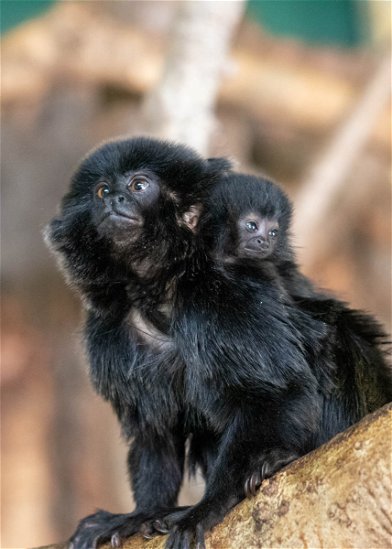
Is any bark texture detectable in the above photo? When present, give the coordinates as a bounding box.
[37,403,392,549]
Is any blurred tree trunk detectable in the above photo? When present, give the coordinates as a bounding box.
[293,53,391,269]
[142,1,245,154]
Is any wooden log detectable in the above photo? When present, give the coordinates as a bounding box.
[35,403,392,549]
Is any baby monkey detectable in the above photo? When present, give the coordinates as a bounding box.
[200,172,391,497]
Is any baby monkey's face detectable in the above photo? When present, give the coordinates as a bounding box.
[236,212,279,260]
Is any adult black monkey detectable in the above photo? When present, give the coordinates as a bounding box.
[46,137,328,549]
[45,137,232,548]
[196,173,391,497]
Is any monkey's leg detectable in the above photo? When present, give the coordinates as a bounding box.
[188,430,220,481]
[69,430,186,549]
[159,412,280,549]
[129,430,189,539]
[244,386,322,497]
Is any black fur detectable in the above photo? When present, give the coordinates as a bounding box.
[45,140,390,549]
[45,137,233,548]
[160,238,328,547]
[204,173,391,449]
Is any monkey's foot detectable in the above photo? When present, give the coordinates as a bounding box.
[244,448,300,497]
[140,506,190,539]
[161,509,209,549]
[69,509,172,549]
[155,501,238,549]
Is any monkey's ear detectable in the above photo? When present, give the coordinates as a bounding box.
[182,203,203,233]
[43,217,65,248]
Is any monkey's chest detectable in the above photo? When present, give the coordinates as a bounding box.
[125,308,230,432]
[124,307,185,417]
[128,307,174,352]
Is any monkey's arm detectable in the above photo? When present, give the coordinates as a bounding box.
[45,215,130,316]
[70,313,188,548]
[70,430,187,549]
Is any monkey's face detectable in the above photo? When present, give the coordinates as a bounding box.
[92,169,161,246]
[236,213,279,260]
[201,174,292,265]
[47,137,231,276]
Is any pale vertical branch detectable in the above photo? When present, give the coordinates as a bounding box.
[142,1,245,154]
[293,54,391,267]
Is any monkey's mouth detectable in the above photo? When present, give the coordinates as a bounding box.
[96,212,143,243]
[243,246,271,258]
[99,211,142,226]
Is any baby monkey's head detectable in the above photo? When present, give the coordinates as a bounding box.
[201,174,293,264]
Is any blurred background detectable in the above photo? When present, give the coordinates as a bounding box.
[1,1,391,547]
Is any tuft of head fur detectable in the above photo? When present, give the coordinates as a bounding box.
[65,137,232,213]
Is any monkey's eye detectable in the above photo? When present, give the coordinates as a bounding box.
[96,183,111,199]
[129,178,149,192]
[245,221,258,232]
[269,229,279,238]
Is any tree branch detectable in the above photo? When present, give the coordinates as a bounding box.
[36,403,392,549]
[293,54,391,268]
[142,1,245,154]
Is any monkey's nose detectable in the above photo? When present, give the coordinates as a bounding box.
[256,238,269,249]
[111,195,126,205]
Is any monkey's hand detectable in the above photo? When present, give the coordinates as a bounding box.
[69,508,178,549]
[244,448,299,498]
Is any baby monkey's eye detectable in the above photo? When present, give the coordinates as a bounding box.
[269,228,279,238]
[128,178,149,192]
[245,221,258,232]
[96,183,111,199]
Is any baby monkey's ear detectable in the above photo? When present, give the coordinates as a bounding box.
[206,157,233,173]
[182,203,203,233]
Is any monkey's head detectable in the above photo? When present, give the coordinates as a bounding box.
[201,174,293,264]
[45,137,231,285]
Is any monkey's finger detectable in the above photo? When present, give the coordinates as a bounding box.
[162,509,189,528]
[177,531,191,549]
[92,535,102,549]
[69,535,98,549]
[111,532,122,548]
[244,477,252,498]
[165,527,189,549]
[153,519,170,533]
[141,531,155,540]
[261,461,270,480]
[140,522,159,539]
[195,523,206,549]
[250,471,261,496]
